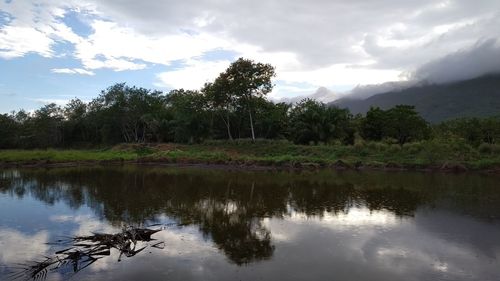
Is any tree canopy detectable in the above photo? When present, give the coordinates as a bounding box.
[0,58,498,149]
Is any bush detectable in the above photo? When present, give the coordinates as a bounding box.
[403,142,423,154]
[478,143,500,154]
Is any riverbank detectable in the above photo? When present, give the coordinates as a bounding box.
[1,141,500,173]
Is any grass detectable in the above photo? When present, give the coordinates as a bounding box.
[1,139,500,171]
[0,149,138,162]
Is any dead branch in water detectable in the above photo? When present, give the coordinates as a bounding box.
[7,226,165,281]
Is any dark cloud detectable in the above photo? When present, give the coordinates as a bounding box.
[411,38,500,84]
[346,80,419,100]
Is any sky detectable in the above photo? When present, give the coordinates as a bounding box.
[1,0,500,113]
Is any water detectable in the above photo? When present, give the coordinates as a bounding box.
[0,166,499,281]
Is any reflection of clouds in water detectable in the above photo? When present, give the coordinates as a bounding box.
[88,225,220,274]
[0,228,49,264]
[50,214,119,236]
[155,226,218,257]
[2,207,499,281]
[294,207,399,226]
[264,208,500,281]
[48,214,220,275]
[266,207,399,242]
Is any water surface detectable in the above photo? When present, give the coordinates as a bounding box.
[0,166,499,281]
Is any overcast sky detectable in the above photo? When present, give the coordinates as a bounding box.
[1,0,499,112]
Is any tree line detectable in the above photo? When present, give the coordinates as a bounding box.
[1,58,499,149]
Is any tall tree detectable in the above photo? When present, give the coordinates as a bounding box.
[210,58,275,141]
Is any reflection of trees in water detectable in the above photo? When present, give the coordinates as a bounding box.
[2,167,499,264]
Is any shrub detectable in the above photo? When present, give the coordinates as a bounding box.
[478,143,500,154]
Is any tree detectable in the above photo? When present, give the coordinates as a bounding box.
[29,103,64,147]
[289,99,354,145]
[385,105,429,145]
[360,107,387,141]
[0,113,17,148]
[63,98,89,146]
[436,116,500,145]
[253,99,290,139]
[203,80,236,140]
[93,83,167,143]
[209,58,275,142]
[166,89,210,143]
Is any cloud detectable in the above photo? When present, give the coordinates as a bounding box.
[332,38,500,101]
[73,20,231,71]
[52,68,95,75]
[277,87,338,104]
[0,228,50,264]
[344,80,419,100]
[32,98,71,106]
[0,0,80,59]
[410,38,500,84]
[1,0,500,100]
[156,59,231,90]
[0,25,54,58]
[78,0,500,69]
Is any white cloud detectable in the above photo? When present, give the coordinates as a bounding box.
[0,228,50,264]
[0,25,53,58]
[73,20,231,71]
[1,0,500,97]
[156,59,231,89]
[52,68,95,75]
[32,98,71,106]
[278,64,402,89]
[0,0,81,59]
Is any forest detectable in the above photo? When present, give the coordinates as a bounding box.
[0,58,499,151]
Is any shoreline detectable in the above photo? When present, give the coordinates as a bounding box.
[1,143,499,174]
[1,158,499,175]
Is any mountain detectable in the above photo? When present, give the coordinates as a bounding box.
[278,87,337,104]
[333,74,500,123]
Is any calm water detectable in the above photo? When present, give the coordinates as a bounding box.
[0,166,499,281]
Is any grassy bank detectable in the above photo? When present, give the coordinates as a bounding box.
[1,140,500,172]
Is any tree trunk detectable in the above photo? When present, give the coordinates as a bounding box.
[221,111,233,141]
[249,109,255,142]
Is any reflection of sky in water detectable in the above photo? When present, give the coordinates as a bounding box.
[0,168,499,281]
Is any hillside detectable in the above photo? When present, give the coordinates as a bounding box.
[333,74,500,123]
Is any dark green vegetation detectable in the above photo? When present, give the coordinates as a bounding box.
[1,138,500,171]
[1,58,499,170]
[334,74,500,123]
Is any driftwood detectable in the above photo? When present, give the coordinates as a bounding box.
[6,226,166,281]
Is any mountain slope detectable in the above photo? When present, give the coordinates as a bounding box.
[333,74,500,123]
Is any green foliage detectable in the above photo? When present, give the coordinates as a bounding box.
[360,107,386,141]
[478,143,500,154]
[361,105,429,145]
[289,99,354,145]
[435,117,500,146]
[204,58,276,141]
[166,89,211,143]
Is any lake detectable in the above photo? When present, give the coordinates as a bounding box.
[0,166,499,281]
